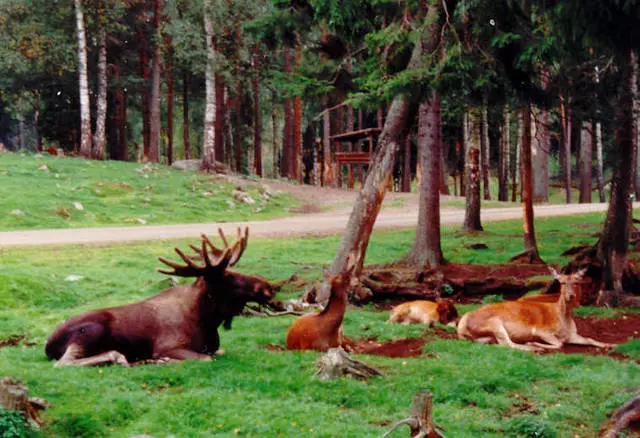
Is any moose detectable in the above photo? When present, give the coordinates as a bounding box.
[457,268,614,352]
[388,298,459,326]
[45,227,274,366]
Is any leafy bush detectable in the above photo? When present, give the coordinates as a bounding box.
[0,409,31,438]
[506,415,557,438]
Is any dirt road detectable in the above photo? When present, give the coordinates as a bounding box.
[1,199,630,248]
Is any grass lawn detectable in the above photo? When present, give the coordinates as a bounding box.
[0,153,299,231]
[1,212,638,437]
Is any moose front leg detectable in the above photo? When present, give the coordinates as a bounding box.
[158,348,214,362]
[55,344,129,367]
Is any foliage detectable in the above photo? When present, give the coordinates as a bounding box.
[0,409,35,438]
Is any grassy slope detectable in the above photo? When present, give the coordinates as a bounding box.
[1,213,639,437]
[0,153,299,231]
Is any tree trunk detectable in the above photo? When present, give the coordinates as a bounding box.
[481,100,491,200]
[92,23,107,160]
[282,47,293,178]
[215,74,225,164]
[596,51,637,305]
[511,113,521,202]
[498,105,510,201]
[560,95,572,203]
[329,37,424,276]
[233,82,242,172]
[595,120,605,202]
[18,98,25,150]
[403,134,412,192]
[463,109,483,232]
[183,72,190,160]
[138,27,151,161]
[33,90,42,152]
[148,0,163,163]
[252,44,262,177]
[272,89,279,177]
[531,105,549,203]
[521,104,542,261]
[202,1,216,168]
[579,121,593,203]
[166,39,174,165]
[322,96,332,186]
[74,0,92,158]
[294,44,303,182]
[406,90,444,268]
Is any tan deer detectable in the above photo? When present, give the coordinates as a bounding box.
[388,298,459,326]
[457,268,614,352]
[46,228,274,366]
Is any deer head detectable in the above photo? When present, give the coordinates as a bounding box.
[550,267,587,303]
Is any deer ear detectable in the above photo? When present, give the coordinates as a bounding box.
[574,267,588,280]
[549,266,560,279]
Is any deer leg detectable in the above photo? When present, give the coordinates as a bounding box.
[492,322,541,352]
[158,348,214,362]
[527,332,563,350]
[567,333,614,349]
[56,345,129,367]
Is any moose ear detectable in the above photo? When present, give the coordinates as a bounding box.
[548,266,560,279]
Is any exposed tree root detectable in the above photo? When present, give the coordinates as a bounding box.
[508,249,545,264]
[314,348,383,381]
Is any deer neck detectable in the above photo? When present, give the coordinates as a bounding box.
[556,286,574,322]
[319,288,347,328]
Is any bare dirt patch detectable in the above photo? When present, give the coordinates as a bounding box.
[0,336,25,349]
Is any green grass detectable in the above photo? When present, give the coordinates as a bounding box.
[0,153,299,231]
[1,212,639,437]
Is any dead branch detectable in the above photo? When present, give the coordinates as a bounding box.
[600,393,640,438]
[242,304,305,317]
[314,348,383,381]
[382,389,445,438]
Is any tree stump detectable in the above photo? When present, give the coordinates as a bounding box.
[314,348,383,381]
[0,377,50,426]
[383,390,445,438]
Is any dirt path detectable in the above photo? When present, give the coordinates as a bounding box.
[1,183,636,247]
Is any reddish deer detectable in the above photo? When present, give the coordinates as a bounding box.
[45,228,274,366]
[388,299,459,326]
[285,265,355,351]
[456,268,613,352]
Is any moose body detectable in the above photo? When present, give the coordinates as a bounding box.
[46,228,273,366]
[388,299,459,326]
[457,268,613,352]
[285,268,353,351]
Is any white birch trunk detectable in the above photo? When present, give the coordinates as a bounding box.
[74,0,92,158]
[93,24,108,160]
[202,0,216,168]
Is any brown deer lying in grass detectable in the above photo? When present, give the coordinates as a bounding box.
[388,298,459,326]
[285,265,355,351]
[45,228,274,366]
[457,268,614,352]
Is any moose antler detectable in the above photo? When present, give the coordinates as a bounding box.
[188,227,249,268]
[157,229,248,277]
